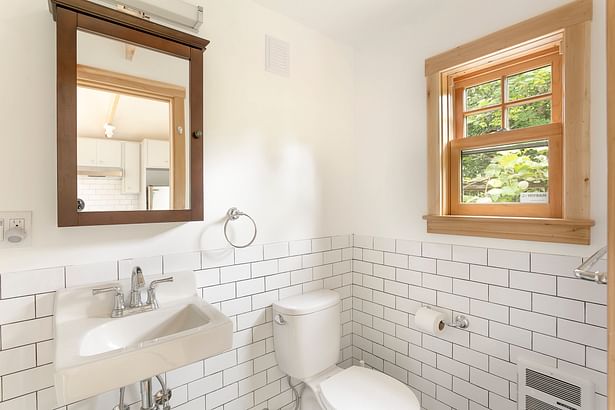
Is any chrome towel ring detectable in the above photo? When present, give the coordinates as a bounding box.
[224,207,257,249]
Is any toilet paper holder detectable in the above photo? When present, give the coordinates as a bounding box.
[447,315,470,329]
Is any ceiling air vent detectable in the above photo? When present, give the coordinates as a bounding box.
[518,360,594,410]
[265,35,290,77]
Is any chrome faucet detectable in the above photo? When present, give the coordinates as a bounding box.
[92,266,174,318]
[130,266,146,307]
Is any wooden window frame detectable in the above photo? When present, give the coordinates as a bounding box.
[450,48,563,218]
[424,0,594,244]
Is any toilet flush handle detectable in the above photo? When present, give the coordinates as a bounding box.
[274,314,287,325]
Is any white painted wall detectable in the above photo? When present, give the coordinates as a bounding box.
[0,0,355,272]
[352,0,607,256]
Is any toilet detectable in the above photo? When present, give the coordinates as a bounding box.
[272,290,420,410]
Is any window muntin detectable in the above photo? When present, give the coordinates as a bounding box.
[450,47,562,218]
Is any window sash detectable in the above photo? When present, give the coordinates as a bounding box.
[453,50,562,139]
[449,123,563,218]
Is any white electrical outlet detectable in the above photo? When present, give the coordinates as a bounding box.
[8,218,25,230]
[0,211,32,248]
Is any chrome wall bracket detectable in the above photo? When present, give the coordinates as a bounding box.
[447,315,470,329]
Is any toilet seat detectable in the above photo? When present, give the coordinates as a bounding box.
[318,366,420,410]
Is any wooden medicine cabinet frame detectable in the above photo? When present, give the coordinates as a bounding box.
[50,0,209,227]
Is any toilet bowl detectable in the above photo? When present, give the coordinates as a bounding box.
[272,290,420,410]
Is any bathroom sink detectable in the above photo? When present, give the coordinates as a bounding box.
[53,271,233,404]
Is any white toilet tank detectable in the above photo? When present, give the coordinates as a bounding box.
[272,290,341,380]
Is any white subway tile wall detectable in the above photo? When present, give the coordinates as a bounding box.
[0,234,607,410]
[0,236,353,410]
[77,176,140,212]
[351,235,607,410]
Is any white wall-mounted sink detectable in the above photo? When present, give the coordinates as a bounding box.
[54,271,233,404]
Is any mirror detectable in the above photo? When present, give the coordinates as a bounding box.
[76,31,190,212]
[51,0,208,226]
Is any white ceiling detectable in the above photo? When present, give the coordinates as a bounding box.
[252,0,430,45]
[77,87,170,141]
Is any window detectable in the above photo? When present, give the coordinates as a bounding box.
[450,48,562,218]
[423,0,593,244]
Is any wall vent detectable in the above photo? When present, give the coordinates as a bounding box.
[518,360,594,410]
[265,35,290,77]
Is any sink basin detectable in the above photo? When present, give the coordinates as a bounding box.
[54,271,233,404]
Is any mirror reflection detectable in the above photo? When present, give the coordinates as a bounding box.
[76,31,190,212]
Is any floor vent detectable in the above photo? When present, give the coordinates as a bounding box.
[518,360,594,410]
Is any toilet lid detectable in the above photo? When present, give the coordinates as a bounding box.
[319,366,420,410]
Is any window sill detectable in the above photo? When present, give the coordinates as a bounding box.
[423,215,594,244]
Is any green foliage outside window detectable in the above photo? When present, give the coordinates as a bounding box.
[462,145,549,203]
[464,65,552,137]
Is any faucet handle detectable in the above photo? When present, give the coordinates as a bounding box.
[147,277,174,309]
[92,286,125,318]
[92,286,122,296]
[149,276,174,289]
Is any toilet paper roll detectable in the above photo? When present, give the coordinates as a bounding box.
[415,307,446,335]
